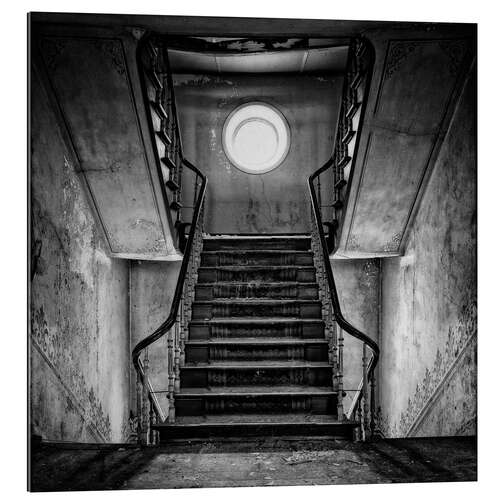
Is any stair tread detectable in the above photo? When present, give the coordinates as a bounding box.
[177,386,336,396]
[194,299,320,304]
[156,413,348,426]
[201,250,313,255]
[199,265,315,270]
[204,235,311,240]
[189,318,324,324]
[182,360,331,369]
[196,281,319,288]
[185,338,327,345]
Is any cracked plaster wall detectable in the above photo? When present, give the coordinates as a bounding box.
[129,260,181,416]
[174,74,343,234]
[378,69,476,438]
[30,66,131,443]
[331,259,380,414]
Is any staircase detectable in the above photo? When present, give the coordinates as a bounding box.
[154,235,357,442]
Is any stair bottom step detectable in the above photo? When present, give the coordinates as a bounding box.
[154,414,356,441]
[159,436,351,453]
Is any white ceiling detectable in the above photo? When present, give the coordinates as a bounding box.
[168,45,349,74]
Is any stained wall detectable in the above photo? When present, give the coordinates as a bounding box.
[175,73,342,234]
[129,260,181,416]
[30,66,131,443]
[331,259,380,414]
[378,68,476,437]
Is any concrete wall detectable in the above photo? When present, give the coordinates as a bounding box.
[378,68,476,438]
[30,66,131,443]
[175,73,342,234]
[331,259,380,414]
[130,261,181,416]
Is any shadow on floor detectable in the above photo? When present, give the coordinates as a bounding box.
[29,436,477,491]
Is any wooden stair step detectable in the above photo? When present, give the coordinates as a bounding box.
[203,236,311,251]
[150,101,168,121]
[191,299,322,319]
[177,386,336,396]
[180,362,332,388]
[197,266,316,283]
[185,337,328,363]
[185,338,328,345]
[174,386,338,415]
[188,318,325,340]
[154,414,357,441]
[182,361,331,369]
[201,250,313,266]
[195,282,319,300]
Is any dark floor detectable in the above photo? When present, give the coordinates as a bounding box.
[29,436,477,491]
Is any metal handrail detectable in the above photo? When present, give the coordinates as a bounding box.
[132,158,206,371]
[308,162,379,421]
[132,35,208,428]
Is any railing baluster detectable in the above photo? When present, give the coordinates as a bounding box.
[362,343,369,436]
[167,329,175,422]
[370,371,376,437]
[357,397,363,441]
[142,351,150,444]
[133,36,208,445]
[136,371,143,445]
[337,328,344,420]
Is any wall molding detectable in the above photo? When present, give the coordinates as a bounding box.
[380,296,477,438]
[30,303,113,442]
[406,331,476,436]
[30,337,109,443]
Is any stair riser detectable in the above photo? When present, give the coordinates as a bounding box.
[175,395,337,416]
[203,238,311,251]
[201,253,313,266]
[155,423,355,441]
[195,284,318,300]
[181,367,332,387]
[198,268,315,283]
[189,322,325,340]
[191,302,322,319]
[185,344,328,363]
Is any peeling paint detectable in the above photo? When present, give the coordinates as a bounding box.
[174,73,343,233]
[379,73,476,438]
[30,68,130,443]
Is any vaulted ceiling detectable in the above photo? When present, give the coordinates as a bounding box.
[168,45,349,74]
[30,13,475,260]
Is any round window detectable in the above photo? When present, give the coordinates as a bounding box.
[222,102,291,174]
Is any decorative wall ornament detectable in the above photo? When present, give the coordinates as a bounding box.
[384,41,419,79]
[439,40,467,77]
[31,305,112,442]
[347,233,361,251]
[95,39,126,76]
[40,38,66,70]
[383,232,402,252]
[379,296,477,438]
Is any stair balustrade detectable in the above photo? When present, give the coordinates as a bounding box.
[133,34,378,444]
[314,37,374,253]
[308,37,378,440]
[138,36,194,251]
[309,172,379,440]
[133,35,208,445]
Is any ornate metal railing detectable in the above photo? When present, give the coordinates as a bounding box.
[313,37,374,253]
[308,37,378,440]
[132,36,208,445]
[309,178,379,439]
[138,36,197,251]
